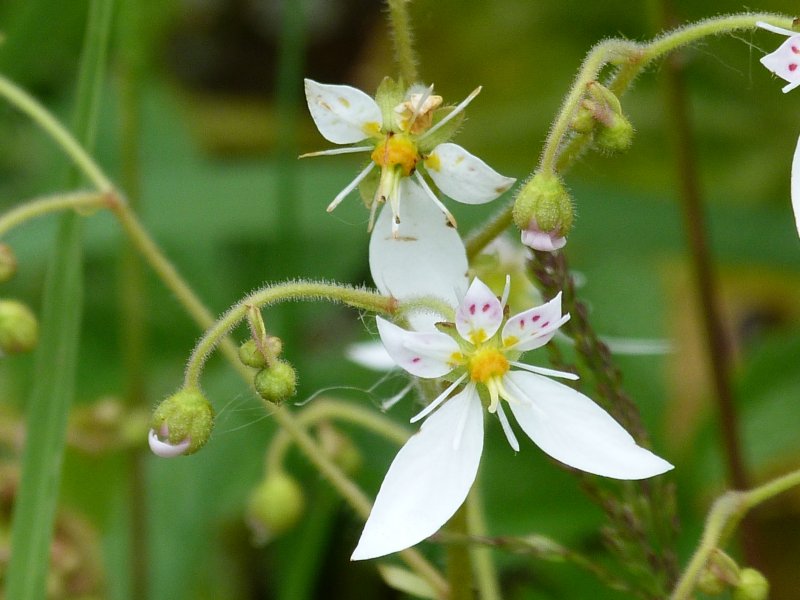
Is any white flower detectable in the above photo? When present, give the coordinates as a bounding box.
[303,79,515,237]
[351,277,673,561]
[756,22,800,238]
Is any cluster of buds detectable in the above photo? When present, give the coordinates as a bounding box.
[238,307,297,406]
[697,549,769,600]
[571,81,634,154]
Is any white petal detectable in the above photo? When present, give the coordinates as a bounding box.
[759,36,800,88]
[351,386,484,560]
[455,278,504,343]
[504,372,673,480]
[148,429,190,458]
[425,143,515,204]
[791,133,800,237]
[346,341,396,371]
[756,21,798,38]
[369,179,469,331]
[304,79,382,144]
[376,317,460,378]
[502,292,568,351]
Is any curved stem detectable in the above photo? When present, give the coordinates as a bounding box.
[0,74,114,191]
[266,397,411,474]
[0,191,111,238]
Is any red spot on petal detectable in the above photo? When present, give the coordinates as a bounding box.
[411,357,421,363]
[518,319,525,328]
[469,304,476,315]
[541,321,550,328]
[792,45,800,54]
[790,63,798,72]
[481,303,491,312]
[532,315,541,322]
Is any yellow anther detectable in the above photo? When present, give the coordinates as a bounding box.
[371,134,419,176]
[468,347,509,384]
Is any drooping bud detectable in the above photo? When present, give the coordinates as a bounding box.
[570,101,597,134]
[0,244,17,283]
[148,388,214,457]
[246,472,305,544]
[238,339,266,369]
[732,568,769,600]
[697,549,740,595]
[594,112,634,154]
[0,299,38,355]
[254,360,297,405]
[512,172,574,251]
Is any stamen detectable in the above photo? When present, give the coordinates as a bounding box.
[495,402,519,452]
[299,146,372,158]
[418,86,482,142]
[500,275,511,310]
[414,172,457,227]
[410,374,467,423]
[381,381,414,411]
[327,162,376,212]
[486,378,501,413]
[509,361,579,380]
[756,21,798,37]
[407,84,435,132]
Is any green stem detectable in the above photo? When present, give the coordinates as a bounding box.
[266,398,410,474]
[466,488,502,600]
[5,1,115,598]
[446,504,473,600]
[182,282,396,389]
[386,0,419,83]
[465,11,794,257]
[0,191,111,238]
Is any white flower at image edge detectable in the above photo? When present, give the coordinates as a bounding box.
[757,21,800,238]
[351,277,673,561]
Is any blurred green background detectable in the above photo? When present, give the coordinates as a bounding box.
[1,0,800,598]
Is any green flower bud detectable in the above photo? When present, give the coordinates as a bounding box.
[148,388,214,457]
[0,299,38,355]
[732,568,769,600]
[697,549,740,595]
[570,101,597,134]
[254,360,297,405]
[0,244,17,283]
[238,339,266,369]
[594,112,634,154]
[246,472,305,544]
[512,172,574,251]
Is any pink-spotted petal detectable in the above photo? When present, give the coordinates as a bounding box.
[791,133,800,237]
[502,292,568,351]
[505,372,673,480]
[376,317,460,378]
[304,79,382,144]
[759,36,800,92]
[351,385,483,560]
[455,278,504,343]
[425,143,515,204]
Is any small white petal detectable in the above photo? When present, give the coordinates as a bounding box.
[455,278,504,342]
[502,293,568,351]
[376,317,460,378]
[759,36,800,89]
[304,79,382,144]
[351,386,483,560]
[791,133,800,237]
[410,374,467,423]
[504,372,673,480]
[509,361,579,380]
[346,341,396,371]
[425,143,515,204]
[520,223,567,252]
[148,429,190,458]
[369,180,469,331]
[495,402,519,452]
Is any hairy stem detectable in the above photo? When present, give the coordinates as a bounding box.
[386,0,419,83]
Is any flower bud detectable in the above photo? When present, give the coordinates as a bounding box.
[732,568,769,600]
[246,472,305,544]
[0,299,38,355]
[148,388,214,457]
[594,112,634,154]
[238,339,266,369]
[0,244,17,283]
[254,360,297,405]
[697,549,740,595]
[512,172,574,251]
[570,101,597,134]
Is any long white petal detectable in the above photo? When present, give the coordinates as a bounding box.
[455,277,504,343]
[369,180,469,331]
[756,21,797,37]
[304,79,382,144]
[502,293,567,351]
[504,372,673,480]
[376,317,460,378]
[792,133,800,237]
[425,143,515,204]
[351,386,484,560]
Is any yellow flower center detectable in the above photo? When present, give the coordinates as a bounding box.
[371,134,419,177]
[468,347,509,384]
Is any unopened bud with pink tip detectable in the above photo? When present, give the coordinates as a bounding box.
[512,172,574,252]
[148,388,214,457]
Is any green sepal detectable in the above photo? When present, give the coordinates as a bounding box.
[374,76,406,133]
[358,162,381,208]
[416,107,465,153]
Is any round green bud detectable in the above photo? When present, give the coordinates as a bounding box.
[149,388,214,457]
[254,360,297,405]
[570,101,597,134]
[594,112,634,154]
[0,299,38,355]
[732,568,769,600]
[0,244,17,283]
[238,339,266,368]
[512,173,574,251]
[246,472,305,544]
